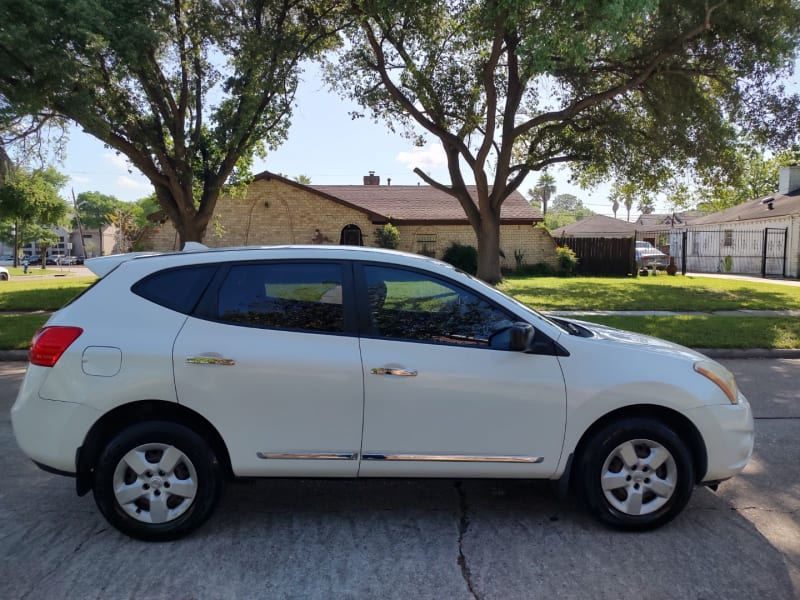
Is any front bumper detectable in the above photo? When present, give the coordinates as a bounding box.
[688,391,754,483]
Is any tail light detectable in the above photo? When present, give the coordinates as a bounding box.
[29,326,84,367]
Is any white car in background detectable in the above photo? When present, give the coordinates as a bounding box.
[11,245,753,540]
[0,265,9,280]
[635,241,669,269]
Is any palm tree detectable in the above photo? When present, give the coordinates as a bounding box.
[638,197,656,215]
[610,196,620,219]
[529,172,556,216]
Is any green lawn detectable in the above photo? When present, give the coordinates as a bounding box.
[0,277,97,311]
[0,313,51,350]
[577,315,800,349]
[499,274,800,311]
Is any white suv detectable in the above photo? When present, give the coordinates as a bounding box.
[12,245,753,540]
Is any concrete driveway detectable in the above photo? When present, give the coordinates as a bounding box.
[1,359,798,600]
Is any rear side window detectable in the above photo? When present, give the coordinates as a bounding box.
[216,263,344,333]
[133,265,218,314]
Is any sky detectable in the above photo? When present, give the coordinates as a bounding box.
[60,61,800,220]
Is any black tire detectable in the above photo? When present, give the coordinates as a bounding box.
[93,421,223,541]
[577,417,695,530]
[0,272,8,281]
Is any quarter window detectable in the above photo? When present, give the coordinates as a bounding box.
[217,263,344,333]
[133,265,218,314]
[363,265,513,346]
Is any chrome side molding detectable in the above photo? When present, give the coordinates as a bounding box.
[257,452,358,460]
[361,454,544,463]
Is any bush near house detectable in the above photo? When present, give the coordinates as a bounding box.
[442,242,478,275]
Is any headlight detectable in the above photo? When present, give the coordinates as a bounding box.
[694,360,739,405]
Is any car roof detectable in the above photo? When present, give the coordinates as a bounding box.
[85,244,459,278]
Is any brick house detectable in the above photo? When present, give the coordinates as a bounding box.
[140,171,559,271]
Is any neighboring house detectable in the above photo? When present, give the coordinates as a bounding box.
[551,214,637,238]
[140,172,559,270]
[668,165,800,278]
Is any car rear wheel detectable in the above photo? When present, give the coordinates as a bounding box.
[93,421,223,541]
[577,417,695,530]
[0,272,8,281]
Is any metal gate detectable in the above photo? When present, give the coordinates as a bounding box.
[635,227,788,278]
[762,227,788,277]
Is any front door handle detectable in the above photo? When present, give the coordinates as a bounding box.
[371,367,417,377]
[187,355,236,366]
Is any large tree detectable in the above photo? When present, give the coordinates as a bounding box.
[0,0,342,246]
[0,166,69,265]
[328,0,800,283]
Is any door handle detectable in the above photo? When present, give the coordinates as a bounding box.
[186,355,236,366]
[371,367,417,377]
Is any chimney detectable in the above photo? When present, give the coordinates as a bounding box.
[363,171,380,186]
[778,165,800,194]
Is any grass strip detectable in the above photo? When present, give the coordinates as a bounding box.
[575,315,800,349]
[0,277,96,311]
[0,313,51,350]
[500,275,800,312]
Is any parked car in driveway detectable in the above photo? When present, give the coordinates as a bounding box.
[0,265,9,280]
[11,244,754,540]
[0,254,15,266]
[635,241,669,269]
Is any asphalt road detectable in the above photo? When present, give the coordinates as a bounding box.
[1,359,798,600]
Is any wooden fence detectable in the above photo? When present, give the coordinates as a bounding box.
[555,236,635,276]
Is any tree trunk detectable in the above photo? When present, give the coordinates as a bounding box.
[475,211,503,285]
[155,185,215,250]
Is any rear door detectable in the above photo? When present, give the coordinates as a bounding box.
[173,260,364,477]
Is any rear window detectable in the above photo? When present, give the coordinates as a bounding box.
[132,265,218,314]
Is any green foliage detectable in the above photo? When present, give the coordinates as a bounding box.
[543,195,595,231]
[442,242,478,275]
[75,191,120,231]
[0,166,68,249]
[723,255,733,273]
[0,0,344,245]
[515,262,556,277]
[328,1,800,283]
[556,246,579,275]
[374,222,400,249]
[529,173,556,215]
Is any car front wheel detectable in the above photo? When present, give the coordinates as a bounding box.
[578,418,695,530]
[93,421,223,541]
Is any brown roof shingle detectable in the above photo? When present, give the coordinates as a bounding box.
[255,172,540,224]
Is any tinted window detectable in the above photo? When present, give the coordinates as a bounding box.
[133,265,218,314]
[217,263,344,333]
[363,266,513,346]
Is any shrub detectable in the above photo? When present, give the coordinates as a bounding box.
[515,262,556,277]
[442,242,478,275]
[374,222,400,249]
[556,246,579,275]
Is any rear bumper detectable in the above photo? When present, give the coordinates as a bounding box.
[11,366,100,474]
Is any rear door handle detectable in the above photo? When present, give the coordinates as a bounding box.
[371,367,417,377]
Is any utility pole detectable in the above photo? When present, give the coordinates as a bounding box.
[12,221,18,268]
[71,189,85,258]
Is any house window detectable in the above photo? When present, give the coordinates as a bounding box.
[339,224,363,246]
[723,230,733,247]
[416,233,437,257]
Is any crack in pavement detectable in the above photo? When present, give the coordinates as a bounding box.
[73,524,108,554]
[455,481,479,600]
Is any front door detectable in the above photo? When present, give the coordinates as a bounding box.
[356,264,567,478]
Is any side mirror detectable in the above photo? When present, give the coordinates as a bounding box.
[489,322,535,351]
